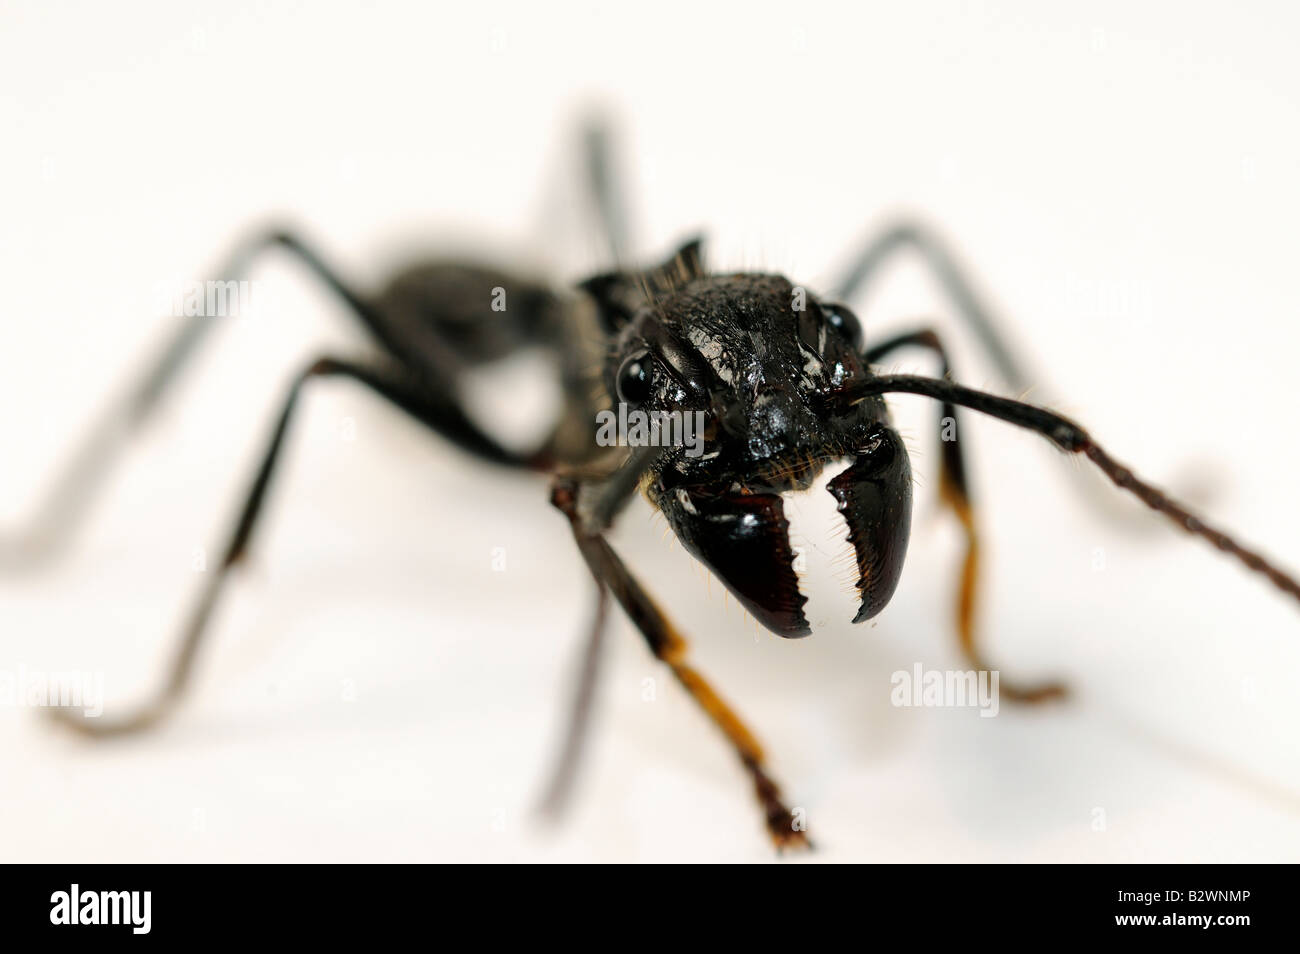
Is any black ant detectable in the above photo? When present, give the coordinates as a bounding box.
[17,119,1300,850]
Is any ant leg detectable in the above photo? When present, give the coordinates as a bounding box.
[834,220,1032,390]
[48,356,534,737]
[552,473,810,851]
[536,582,610,819]
[2,229,394,571]
[536,445,667,818]
[581,114,633,265]
[832,220,1207,530]
[847,374,1300,609]
[865,329,1066,702]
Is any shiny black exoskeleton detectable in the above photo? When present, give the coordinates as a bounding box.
[23,118,1300,850]
[582,241,912,637]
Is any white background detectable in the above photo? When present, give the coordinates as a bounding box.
[3,1,1299,862]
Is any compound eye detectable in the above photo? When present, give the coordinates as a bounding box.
[823,303,864,352]
[615,349,655,406]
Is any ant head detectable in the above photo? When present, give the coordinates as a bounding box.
[586,240,887,486]
[582,241,913,637]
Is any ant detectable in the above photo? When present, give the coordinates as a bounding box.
[14,119,1300,850]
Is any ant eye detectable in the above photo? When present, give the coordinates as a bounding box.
[615,349,655,406]
[823,303,863,352]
